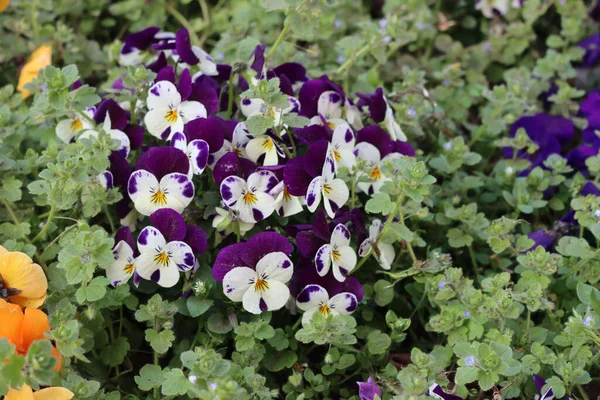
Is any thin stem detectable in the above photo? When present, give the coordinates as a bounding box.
[577,384,590,400]
[118,306,124,337]
[166,4,201,45]
[350,253,371,276]
[468,245,480,286]
[153,317,160,399]
[103,205,116,233]
[32,205,57,242]
[291,317,302,330]
[266,19,291,59]
[335,40,376,75]
[287,129,297,157]
[564,248,600,278]
[74,107,96,127]
[225,70,235,120]
[409,291,427,319]
[398,205,417,265]
[525,310,531,331]
[198,0,211,46]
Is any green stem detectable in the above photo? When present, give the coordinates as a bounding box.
[281,140,293,159]
[398,205,417,265]
[335,40,376,75]
[350,253,371,276]
[166,4,201,45]
[468,245,480,286]
[153,317,160,399]
[225,70,235,120]
[32,205,57,242]
[266,19,291,59]
[565,248,600,278]
[103,205,116,233]
[409,291,427,319]
[577,384,590,400]
[287,129,297,157]
[291,317,302,330]
[525,310,531,331]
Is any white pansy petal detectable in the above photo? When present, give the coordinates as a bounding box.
[332,246,357,281]
[323,178,349,217]
[106,258,135,287]
[331,224,351,247]
[354,142,381,165]
[306,176,323,212]
[220,176,246,207]
[276,190,303,217]
[147,81,181,110]
[328,292,358,315]
[240,98,265,118]
[113,240,134,262]
[137,226,167,254]
[317,90,343,120]
[237,191,275,223]
[155,264,180,288]
[159,173,195,213]
[315,244,332,277]
[232,123,252,148]
[247,170,278,193]
[144,108,172,140]
[188,139,210,175]
[242,279,290,314]
[165,241,195,271]
[369,219,383,239]
[171,132,188,152]
[223,267,256,302]
[128,170,161,216]
[255,252,293,283]
[332,123,355,150]
[56,118,79,143]
[321,150,336,181]
[296,284,329,311]
[378,242,395,270]
[132,252,159,281]
[301,307,320,325]
[178,100,207,123]
[98,171,114,189]
[284,97,300,114]
[108,129,131,158]
[246,137,280,166]
[192,47,218,76]
[358,239,373,257]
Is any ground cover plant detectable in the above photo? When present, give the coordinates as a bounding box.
[2,0,600,399]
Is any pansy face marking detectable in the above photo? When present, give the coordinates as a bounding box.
[354,142,402,195]
[171,132,210,177]
[296,284,358,325]
[270,181,303,217]
[358,219,395,270]
[219,170,278,223]
[306,148,350,218]
[106,240,137,287]
[56,106,96,144]
[330,123,356,171]
[222,252,294,314]
[309,91,347,130]
[315,224,357,282]
[135,226,195,288]
[128,170,194,216]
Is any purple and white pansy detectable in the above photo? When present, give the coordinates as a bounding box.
[223,251,294,314]
[306,150,350,218]
[170,132,210,177]
[295,284,358,325]
[270,181,303,217]
[329,123,356,171]
[309,90,348,130]
[315,224,357,282]
[354,141,401,195]
[428,384,463,400]
[209,122,252,167]
[240,96,300,129]
[79,114,131,158]
[107,227,141,287]
[358,219,395,270]
[55,106,96,144]
[219,170,279,223]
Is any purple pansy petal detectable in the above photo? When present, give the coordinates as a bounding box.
[175,28,199,65]
[430,383,463,400]
[109,152,132,188]
[567,144,596,171]
[178,68,193,100]
[283,156,314,196]
[312,210,331,241]
[135,147,190,180]
[299,78,336,118]
[189,139,210,173]
[149,208,187,242]
[580,92,600,129]
[213,152,256,186]
[124,124,145,150]
[212,242,247,282]
[393,140,415,156]
[249,44,266,77]
[357,377,382,400]
[580,33,600,68]
[188,81,220,115]
[147,51,168,73]
[273,62,308,85]
[583,182,600,196]
[304,140,330,178]
[184,117,225,152]
[239,232,294,270]
[115,226,136,255]
[527,230,554,252]
[125,26,161,50]
[295,125,329,145]
[156,66,176,84]
[370,88,387,123]
[185,225,208,254]
[94,99,130,129]
[297,231,326,259]
[357,126,396,157]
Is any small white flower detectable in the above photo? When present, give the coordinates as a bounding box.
[315,224,357,282]
[188,375,198,384]
[144,80,207,140]
[56,107,95,143]
[219,170,278,223]
[296,284,358,325]
[223,252,294,314]
[306,150,350,218]
[358,219,395,270]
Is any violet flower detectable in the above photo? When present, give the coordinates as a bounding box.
[357,377,382,400]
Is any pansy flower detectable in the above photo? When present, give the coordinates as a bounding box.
[119,27,169,66]
[580,33,600,68]
[306,150,350,218]
[55,107,96,144]
[135,213,197,288]
[128,147,194,216]
[209,122,252,167]
[475,0,509,17]
[145,70,207,140]
[428,383,463,400]
[223,251,294,314]
[0,246,47,308]
[358,219,395,270]
[357,377,382,400]
[4,385,74,400]
[94,99,145,150]
[241,96,300,129]
[316,224,357,282]
[170,132,209,177]
[219,170,278,223]
[309,90,348,130]
[296,284,358,325]
[174,28,218,76]
[79,113,131,158]
[17,45,52,98]
[356,88,406,141]
[329,123,356,170]
[533,375,570,400]
[106,227,140,287]
[270,181,303,217]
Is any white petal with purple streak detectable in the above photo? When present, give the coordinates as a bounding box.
[296,284,329,311]
[164,241,195,271]
[223,267,257,302]
[255,252,293,283]
[315,244,332,277]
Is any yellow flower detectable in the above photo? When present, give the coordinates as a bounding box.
[17,45,52,99]
[5,385,73,400]
[0,0,9,12]
[0,246,48,308]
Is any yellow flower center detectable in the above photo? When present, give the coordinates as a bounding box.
[318,304,331,316]
[262,138,274,151]
[70,118,83,132]
[243,191,257,205]
[151,190,167,205]
[254,279,269,292]
[234,148,243,157]
[369,167,382,180]
[123,263,135,274]
[165,109,179,123]
[283,187,292,200]
[332,150,341,162]
[327,121,336,130]
[323,184,332,194]
[154,251,170,266]
[269,107,277,117]
[332,250,341,261]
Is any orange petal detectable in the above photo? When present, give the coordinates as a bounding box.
[0,0,8,13]
[33,387,74,400]
[4,385,35,400]
[0,245,8,255]
[0,299,24,347]
[0,251,48,308]
[17,45,52,98]
[51,345,62,371]
[20,308,50,353]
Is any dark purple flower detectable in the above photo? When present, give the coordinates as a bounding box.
[295,125,329,146]
[272,62,308,95]
[428,383,463,400]
[184,117,225,153]
[115,226,137,255]
[212,232,293,281]
[580,33,600,68]
[135,147,190,180]
[298,76,346,118]
[149,208,208,254]
[94,99,129,130]
[249,44,267,78]
[583,181,600,196]
[283,140,329,196]
[533,375,570,400]
[357,377,382,400]
[567,144,596,172]
[125,27,161,50]
[213,152,257,186]
[527,230,555,252]
[356,88,387,123]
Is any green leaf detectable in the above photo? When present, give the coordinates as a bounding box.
[246,115,275,135]
[367,331,391,355]
[389,223,413,242]
[447,228,473,248]
[365,193,395,215]
[100,337,130,367]
[455,366,478,385]
[186,298,213,318]
[161,369,192,396]
[135,365,164,392]
[373,279,394,306]
[145,329,175,354]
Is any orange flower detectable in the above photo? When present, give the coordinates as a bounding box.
[0,0,8,12]
[17,45,52,99]
[0,299,61,370]
[5,385,73,400]
[0,246,48,308]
